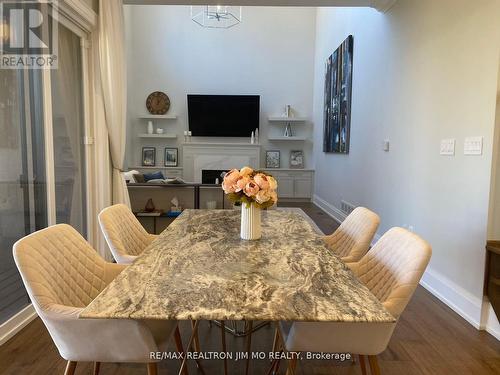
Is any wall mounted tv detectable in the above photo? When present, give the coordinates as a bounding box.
[187,95,260,137]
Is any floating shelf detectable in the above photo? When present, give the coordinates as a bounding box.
[138,114,177,120]
[138,134,177,139]
[181,142,261,147]
[268,136,308,141]
[268,117,308,122]
[131,166,183,170]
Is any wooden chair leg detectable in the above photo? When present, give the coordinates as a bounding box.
[358,355,367,375]
[174,326,189,375]
[147,363,158,375]
[64,361,77,375]
[286,357,297,375]
[191,320,201,352]
[368,355,381,375]
[93,362,101,375]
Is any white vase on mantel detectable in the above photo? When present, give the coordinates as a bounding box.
[240,203,262,240]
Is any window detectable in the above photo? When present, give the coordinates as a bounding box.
[51,23,87,236]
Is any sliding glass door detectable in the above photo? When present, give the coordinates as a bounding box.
[0,69,48,323]
[0,19,89,324]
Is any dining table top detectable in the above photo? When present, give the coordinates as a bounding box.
[81,208,395,323]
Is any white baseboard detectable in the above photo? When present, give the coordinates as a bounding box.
[482,301,500,341]
[0,304,38,346]
[314,193,498,341]
[420,268,483,329]
[313,194,345,224]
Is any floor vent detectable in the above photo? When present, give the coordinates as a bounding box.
[340,200,355,216]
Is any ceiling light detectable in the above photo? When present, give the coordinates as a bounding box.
[191,6,242,29]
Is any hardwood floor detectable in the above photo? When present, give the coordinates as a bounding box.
[1,203,499,375]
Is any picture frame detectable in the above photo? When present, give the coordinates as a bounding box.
[290,150,304,169]
[164,147,178,167]
[266,150,280,169]
[142,147,156,166]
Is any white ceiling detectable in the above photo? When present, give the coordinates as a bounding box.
[123,0,398,13]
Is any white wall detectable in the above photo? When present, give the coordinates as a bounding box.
[124,6,316,170]
[312,0,500,330]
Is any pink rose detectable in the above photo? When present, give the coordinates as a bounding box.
[255,189,271,204]
[222,181,236,194]
[223,169,240,185]
[235,175,251,192]
[243,181,260,197]
[267,176,278,190]
[270,190,278,204]
[239,166,254,177]
[254,173,270,190]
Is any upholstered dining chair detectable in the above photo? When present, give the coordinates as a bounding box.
[99,203,158,264]
[275,227,432,375]
[323,206,380,263]
[13,224,184,375]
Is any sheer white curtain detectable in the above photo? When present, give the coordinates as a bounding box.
[98,0,130,207]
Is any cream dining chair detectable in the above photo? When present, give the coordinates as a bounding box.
[275,227,432,375]
[323,206,380,263]
[13,224,183,375]
[99,204,158,264]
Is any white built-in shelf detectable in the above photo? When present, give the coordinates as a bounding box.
[268,136,308,141]
[138,114,177,120]
[131,166,183,170]
[181,142,261,147]
[268,117,308,122]
[138,134,177,139]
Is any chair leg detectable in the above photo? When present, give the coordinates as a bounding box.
[191,320,201,352]
[93,362,101,375]
[358,355,367,375]
[286,357,297,375]
[147,363,158,375]
[271,327,279,353]
[368,355,381,375]
[174,326,189,375]
[64,361,77,375]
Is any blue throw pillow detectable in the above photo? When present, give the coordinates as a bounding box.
[143,171,164,181]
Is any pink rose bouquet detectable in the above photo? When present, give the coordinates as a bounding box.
[222,167,278,209]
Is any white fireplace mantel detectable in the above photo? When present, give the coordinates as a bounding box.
[182,142,261,182]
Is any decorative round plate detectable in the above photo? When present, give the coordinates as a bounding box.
[146,91,170,115]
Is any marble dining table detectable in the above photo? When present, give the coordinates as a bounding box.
[81,208,394,324]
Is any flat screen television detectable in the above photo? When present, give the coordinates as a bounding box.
[187,95,260,137]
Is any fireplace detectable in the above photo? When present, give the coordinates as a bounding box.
[182,143,260,182]
[202,170,228,184]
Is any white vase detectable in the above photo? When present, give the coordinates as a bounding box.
[147,121,154,134]
[240,203,261,240]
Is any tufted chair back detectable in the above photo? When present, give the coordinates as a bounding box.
[13,224,108,309]
[350,227,432,318]
[12,224,174,364]
[99,204,157,264]
[324,207,380,263]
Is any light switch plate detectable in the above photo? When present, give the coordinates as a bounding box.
[440,139,455,156]
[383,139,390,152]
[464,136,483,155]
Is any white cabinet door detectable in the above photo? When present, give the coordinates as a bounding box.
[277,177,295,198]
[294,178,312,198]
